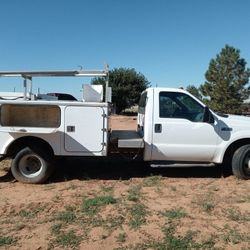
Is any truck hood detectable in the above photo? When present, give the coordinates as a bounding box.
[217,113,250,130]
[227,114,250,122]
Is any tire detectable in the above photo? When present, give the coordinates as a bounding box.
[11,147,54,184]
[232,144,250,180]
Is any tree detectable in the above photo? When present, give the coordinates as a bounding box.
[200,45,250,114]
[186,85,202,100]
[92,67,150,113]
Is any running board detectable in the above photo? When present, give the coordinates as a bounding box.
[150,162,216,168]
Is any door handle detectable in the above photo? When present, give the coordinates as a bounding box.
[154,124,162,133]
[67,126,75,132]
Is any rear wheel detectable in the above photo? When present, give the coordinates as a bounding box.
[232,144,250,180]
[11,147,54,184]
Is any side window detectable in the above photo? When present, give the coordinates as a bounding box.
[138,92,147,114]
[159,95,181,118]
[159,92,205,122]
[0,104,61,128]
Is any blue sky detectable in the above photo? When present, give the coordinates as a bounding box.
[0,0,250,99]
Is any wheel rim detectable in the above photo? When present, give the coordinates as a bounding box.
[243,154,250,176]
[19,154,43,178]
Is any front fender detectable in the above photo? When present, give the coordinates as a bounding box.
[213,132,250,163]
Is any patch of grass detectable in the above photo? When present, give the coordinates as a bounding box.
[162,209,187,220]
[50,223,81,249]
[163,227,196,250]
[64,205,76,212]
[53,230,81,249]
[104,215,125,231]
[226,208,250,222]
[201,201,215,212]
[129,203,147,230]
[129,229,218,250]
[0,235,17,247]
[82,195,117,215]
[135,224,197,250]
[0,219,16,226]
[197,236,217,249]
[142,175,162,187]
[19,210,36,219]
[226,208,241,221]
[116,232,127,244]
[85,215,104,227]
[82,212,125,233]
[55,210,76,223]
[52,195,61,203]
[101,185,114,193]
[51,223,62,235]
[193,195,215,213]
[127,185,142,202]
[222,226,250,244]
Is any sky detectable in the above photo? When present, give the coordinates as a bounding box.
[0,0,250,99]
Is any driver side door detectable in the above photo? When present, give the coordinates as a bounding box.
[151,90,219,162]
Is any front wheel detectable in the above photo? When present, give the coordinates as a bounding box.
[11,147,54,184]
[232,145,250,180]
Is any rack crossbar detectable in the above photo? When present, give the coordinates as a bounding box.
[0,70,107,78]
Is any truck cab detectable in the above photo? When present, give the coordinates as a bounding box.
[138,87,250,179]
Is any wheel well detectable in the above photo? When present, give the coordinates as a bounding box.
[6,136,54,158]
[223,138,250,164]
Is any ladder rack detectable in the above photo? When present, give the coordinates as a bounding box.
[0,70,108,78]
[0,65,109,101]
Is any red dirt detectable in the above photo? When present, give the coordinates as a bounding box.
[0,116,249,249]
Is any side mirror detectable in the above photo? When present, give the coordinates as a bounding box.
[203,106,214,123]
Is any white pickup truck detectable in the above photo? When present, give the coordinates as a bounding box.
[0,68,249,183]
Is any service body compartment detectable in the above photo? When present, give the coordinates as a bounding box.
[0,101,109,157]
[64,106,106,153]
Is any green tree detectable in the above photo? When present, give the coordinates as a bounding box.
[200,45,250,114]
[92,67,150,113]
[186,85,202,100]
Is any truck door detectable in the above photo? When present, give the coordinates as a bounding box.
[151,90,219,162]
[64,106,105,152]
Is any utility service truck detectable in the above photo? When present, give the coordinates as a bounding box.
[0,66,249,183]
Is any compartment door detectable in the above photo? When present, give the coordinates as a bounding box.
[64,106,105,152]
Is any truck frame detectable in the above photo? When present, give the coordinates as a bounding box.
[0,66,250,183]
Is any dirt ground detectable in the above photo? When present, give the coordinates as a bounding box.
[0,116,250,250]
